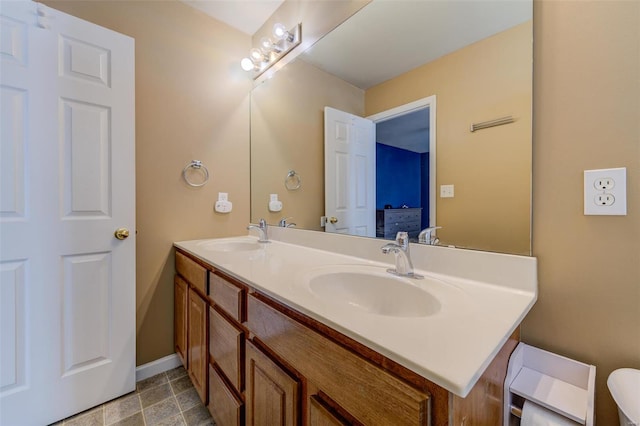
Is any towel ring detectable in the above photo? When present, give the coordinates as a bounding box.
[182,160,209,187]
[284,170,302,190]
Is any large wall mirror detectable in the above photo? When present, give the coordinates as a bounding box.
[250,0,533,255]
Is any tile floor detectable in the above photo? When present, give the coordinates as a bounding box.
[52,366,214,426]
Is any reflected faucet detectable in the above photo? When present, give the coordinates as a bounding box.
[247,218,269,243]
[418,226,442,245]
[278,217,296,228]
[381,232,423,279]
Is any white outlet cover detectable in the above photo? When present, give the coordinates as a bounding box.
[584,167,627,215]
[440,184,454,198]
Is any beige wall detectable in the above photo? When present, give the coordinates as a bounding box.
[366,22,533,255]
[42,0,252,365]
[251,60,364,229]
[526,1,640,424]
[38,2,640,423]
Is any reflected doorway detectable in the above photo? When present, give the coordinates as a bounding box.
[368,96,437,240]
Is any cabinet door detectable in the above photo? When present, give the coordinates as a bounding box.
[309,396,350,426]
[188,288,208,403]
[174,276,188,367]
[245,341,299,426]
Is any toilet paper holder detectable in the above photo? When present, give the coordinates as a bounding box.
[504,343,596,425]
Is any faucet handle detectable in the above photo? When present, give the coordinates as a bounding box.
[278,217,293,227]
[418,226,442,244]
[259,218,267,228]
[395,231,409,249]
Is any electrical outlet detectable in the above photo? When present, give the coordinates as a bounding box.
[594,193,615,206]
[584,168,627,215]
[440,184,454,198]
[594,178,615,191]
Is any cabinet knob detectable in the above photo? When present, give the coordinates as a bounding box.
[329,217,338,224]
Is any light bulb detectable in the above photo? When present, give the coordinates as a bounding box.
[249,48,264,63]
[240,57,254,71]
[273,23,287,40]
[259,37,273,53]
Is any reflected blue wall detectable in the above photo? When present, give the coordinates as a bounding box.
[376,144,420,209]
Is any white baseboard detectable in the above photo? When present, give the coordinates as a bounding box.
[135,353,182,382]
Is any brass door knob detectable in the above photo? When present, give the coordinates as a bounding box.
[329,217,338,224]
[114,228,130,240]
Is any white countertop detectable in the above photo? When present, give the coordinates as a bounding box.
[175,229,537,397]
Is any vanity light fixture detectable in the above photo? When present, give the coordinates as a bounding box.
[241,22,302,77]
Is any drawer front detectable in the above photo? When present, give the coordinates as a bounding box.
[247,294,430,426]
[209,272,244,322]
[209,305,243,392]
[384,208,422,224]
[384,220,421,236]
[176,251,207,294]
[208,365,243,426]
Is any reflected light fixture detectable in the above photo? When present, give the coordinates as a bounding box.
[241,22,301,77]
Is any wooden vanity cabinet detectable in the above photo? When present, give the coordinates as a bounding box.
[175,249,519,426]
[174,251,208,403]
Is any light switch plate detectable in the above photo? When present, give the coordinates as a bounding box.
[440,184,454,198]
[584,167,627,215]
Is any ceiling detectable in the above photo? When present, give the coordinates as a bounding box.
[377,108,430,154]
[179,0,283,35]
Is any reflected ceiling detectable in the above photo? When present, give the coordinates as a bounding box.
[299,0,531,89]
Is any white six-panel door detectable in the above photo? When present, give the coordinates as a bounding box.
[0,2,135,424]
[324,106,376,237]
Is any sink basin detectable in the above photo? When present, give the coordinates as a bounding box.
[305,267,441,318]
[197,239,261,252]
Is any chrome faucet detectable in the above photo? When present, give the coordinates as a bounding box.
[247,218,269,243]
[381,232,423,279]
[418,226,442,245]
[278,217,296,228]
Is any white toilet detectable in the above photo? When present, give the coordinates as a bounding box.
[607,368,640,426]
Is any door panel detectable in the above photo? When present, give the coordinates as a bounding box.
[61,252,112,374]
[0,260,26,393]
[324,107,375,237]
[0,3,135,424]
[61,99,112,217]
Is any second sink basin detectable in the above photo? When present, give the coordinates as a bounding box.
[305,266,441,318]
[197,238,261,252]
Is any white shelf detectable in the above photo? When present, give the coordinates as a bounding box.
[510,367,588,423]
[503,343,595,426]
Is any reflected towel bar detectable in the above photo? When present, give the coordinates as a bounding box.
[470,116,515,132]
